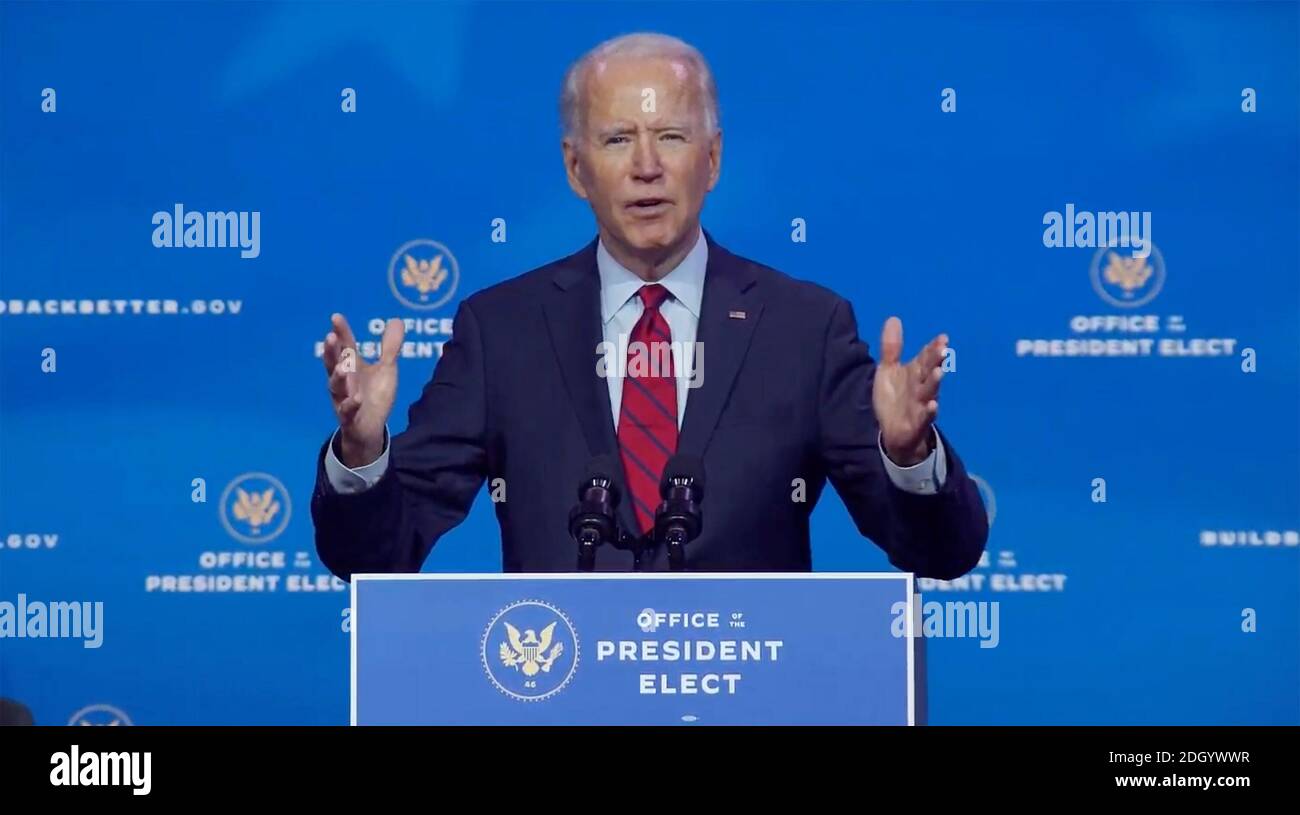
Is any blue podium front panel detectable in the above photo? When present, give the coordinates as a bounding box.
[353,573,914,725]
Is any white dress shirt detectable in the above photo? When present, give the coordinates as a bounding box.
[325,227,946,495]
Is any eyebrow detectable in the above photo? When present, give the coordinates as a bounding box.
[596,122,692,139]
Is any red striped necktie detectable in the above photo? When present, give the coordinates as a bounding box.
[616,284,678,534]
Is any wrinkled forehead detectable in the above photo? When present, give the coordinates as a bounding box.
[581,54,703,116]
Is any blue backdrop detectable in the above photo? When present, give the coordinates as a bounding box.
[1,0,1296,725]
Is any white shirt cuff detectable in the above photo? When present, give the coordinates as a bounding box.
[878,428,946,495]
[323,427,390,494]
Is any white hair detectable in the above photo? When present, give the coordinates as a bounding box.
[560,32,720,140]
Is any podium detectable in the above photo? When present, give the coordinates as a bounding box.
[351,572,923,725]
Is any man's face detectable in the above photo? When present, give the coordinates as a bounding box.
[563,55,722,264]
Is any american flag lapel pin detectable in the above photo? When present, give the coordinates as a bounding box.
[728,310,747,320]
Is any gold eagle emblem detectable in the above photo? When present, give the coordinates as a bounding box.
[499,621,564,677]
[1102,250,1152,296]
[232,487,280,535]
[401,253,449,300]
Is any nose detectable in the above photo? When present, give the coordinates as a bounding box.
[631,132,664,182]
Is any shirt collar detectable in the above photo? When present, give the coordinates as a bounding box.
[597,226,707,325]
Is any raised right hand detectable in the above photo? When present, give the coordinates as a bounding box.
[322,313,405,467]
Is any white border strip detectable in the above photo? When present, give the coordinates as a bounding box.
[906,573,915,727]
[351,571,914,726]
[350,576,357,726]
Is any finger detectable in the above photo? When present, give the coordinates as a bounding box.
[322,331,341,374]
[328,362,352,401]
[918,366,944,401]
[379,318,406,366]
[331,313,359,352]
[918,363,944,389]
[918,333,948,371]
[879,316,903,366]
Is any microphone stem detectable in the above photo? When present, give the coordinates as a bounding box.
[577,529,598,572]
[667,529,687,572]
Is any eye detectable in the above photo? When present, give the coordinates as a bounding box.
[660,132,686,142]
[605,135,630,146]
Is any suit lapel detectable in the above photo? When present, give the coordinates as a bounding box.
[677,233,763,457]
[542,239,640,536]
[543,238,617,457]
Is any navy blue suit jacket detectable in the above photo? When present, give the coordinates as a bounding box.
[312,233,988,577]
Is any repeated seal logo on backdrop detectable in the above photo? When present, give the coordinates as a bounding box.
[1090,243,1165,308]
[311,237,461,366]
[1016,240,1240,360]
[220,472,292,544]
[68,703,133,726]
[481,600,579,702]
[388,238,460,311]
[144,471,345,595]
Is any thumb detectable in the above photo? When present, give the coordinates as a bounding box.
[879,316,903,366]
[379,318,406,365]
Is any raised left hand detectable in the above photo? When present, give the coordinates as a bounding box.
[872,316,947,466]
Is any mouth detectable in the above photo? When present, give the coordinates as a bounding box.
[625,198,673,217]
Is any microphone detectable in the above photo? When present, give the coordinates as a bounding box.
[568,456,622,571]
[655,454,705,571]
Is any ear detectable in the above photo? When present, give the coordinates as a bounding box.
[561,136,589,200]
[706,128,723,192]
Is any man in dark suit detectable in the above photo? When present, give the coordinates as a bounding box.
[312,33,987,578]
